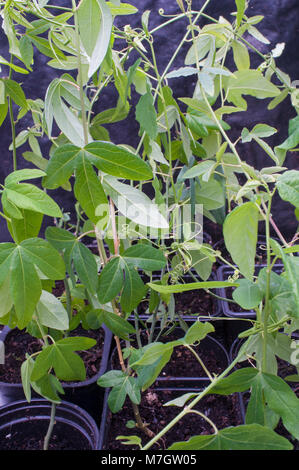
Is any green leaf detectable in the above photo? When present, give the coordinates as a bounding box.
[183,321,214,345]
[31,337,96,382]
[100,309,135,340]
[74,157,108,224]
[276,170,299,208]
[120,264,146,313]
[209,368,259,395]
[21,356,35,402]
[43,144,82,189]
[195,178,225,210]
[147,280,239,294]
[36,290,69,331]
[103,176,168,229]
[183,160,216,179]
[51,85,88,147]
[6,209,43,244]
[131,342,174,367]
[169,424,292,450]
[98,256,124,303]
[135,90,158,140]
[259,372,299,440]
[72,242,99,294]
[106,2,138,15]
[232,40,250,70]
[225,70,280,109]
[31,373,64,404]
[97,370,127,388]
[20,238,66,280]
[84,141,153,181]
[245,379,265,425]
[5,169,46,186]
[4,79,28,109]
[223,202,259,280]
[10,246,42,328]
[232,278,263,309]
[235,0,246,27]
[164,392,198,407]
[122,245,166,271]
[108,381,127,413]
[0,276,13,318]
[4,183,62,218]
[82,0,113,78]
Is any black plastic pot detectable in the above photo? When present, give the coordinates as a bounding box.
[0,398,100,450]
[216,264,284,319]
[109,328,230,390]
[0,325,113,425]
[98,386,245,450]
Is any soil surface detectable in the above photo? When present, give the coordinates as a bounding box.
[0,326,105,384]
[0,419,92,450]
[104,389,243,450]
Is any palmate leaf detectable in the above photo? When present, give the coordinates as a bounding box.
[45,227,99,295]
[43,141,153,193]
[30,336,96,382]
[97,244,166,311]
[224,70,280,109]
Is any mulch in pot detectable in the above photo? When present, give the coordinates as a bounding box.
[103,388,243,450]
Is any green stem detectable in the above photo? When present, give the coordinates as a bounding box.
[141,354,240,450]
[43,402,57,450]
[185,344,213,381]
[185,409,218,434]
[63,278,72,327]
[72,0,89,146]
[8,55,17,171]
[262,195,272,373]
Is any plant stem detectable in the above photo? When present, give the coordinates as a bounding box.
[141,354,240,450]
[8,55,17,171]
[185,344,214,381]
[262,196,272,372]
[185,409,218,434]
[43,402,56,450]
[63,278,72,327]
[72,0,89,146]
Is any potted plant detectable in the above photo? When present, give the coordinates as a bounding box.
[0,0,298,451]
[98,0,299,450]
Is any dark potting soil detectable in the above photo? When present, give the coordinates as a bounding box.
[137,289,217,319]
[104,389,243,450]
[0,326,105,384]
[0,418,91,450]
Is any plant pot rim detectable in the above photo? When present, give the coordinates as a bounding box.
[109,328,230,385]
[216,264,284,319]
[0,398,101,450]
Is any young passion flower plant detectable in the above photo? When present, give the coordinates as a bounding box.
[0,0,298,451]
